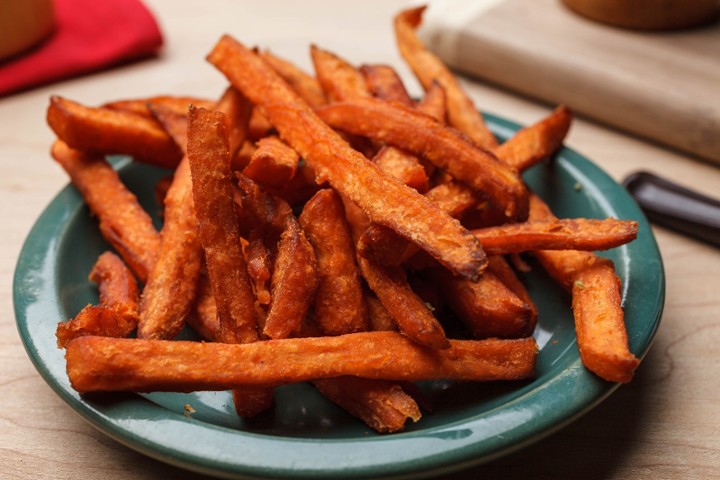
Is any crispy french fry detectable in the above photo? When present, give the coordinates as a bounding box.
[216,86,253,158]
[187,106,259,345]
[260,50,327,109]
[372,145,430,192]
[299,189,368,336]
[65,333,538,392]
[316,97,529,221]
[311,44,371,101]
[366,295,399,332]
[47,96,183,169]
[56,252,139,347]
[425,181,481,219]
[529,194,639,382]
[416,80,447,124]
[243,135,299,189]
[51,140,160,283]
[312,377,421,433]
[208,35,486,280]
[360,64,414,107]
[472,217,639,255]
[263,216,319,339]
[248,108,274,140]
[428,267,534,339]
[358,253,450,350]
[486,255,538,330]
[394,6,498,149]
[493,106,572,171]
[187,274,220,341]
[138,107,202,340]
[103,95,215,118]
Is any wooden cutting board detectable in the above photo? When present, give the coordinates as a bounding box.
[421,0,720,164]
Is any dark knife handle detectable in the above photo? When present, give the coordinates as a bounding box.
[623,171,720,247]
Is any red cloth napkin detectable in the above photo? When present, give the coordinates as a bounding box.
[0,0,163,96]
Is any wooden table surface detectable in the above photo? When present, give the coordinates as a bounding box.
[2,1,719,479]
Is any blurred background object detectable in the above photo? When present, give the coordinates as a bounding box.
[0,0,56,61]
[562,0,720,30]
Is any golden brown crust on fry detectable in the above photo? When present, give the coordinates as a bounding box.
[243,135,299,189]
[311,44,371,102]
[260,50,327,109]
[360,64,415,107]
[51,141,160,283]
[187,106,259,345]
[316,97,528,221]
[65,333,538,392]
[299,189,369,336]
[47,96,183,169]
[394,6,498,149]
[207,35,486,280]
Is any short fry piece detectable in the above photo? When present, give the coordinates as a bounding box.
[299,189,368,335]
[51,141,160,283]
[208,35,486,280]
[394,6,498,149]
[56,252,139,347]
[47,96,182,169]
[65,333,538,392]
[360,64,414,107]
[493,106,573,171]
[243,135,300,189]
[311,45,371,101]
[313,377,421,433]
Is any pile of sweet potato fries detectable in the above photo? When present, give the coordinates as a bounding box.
[50,6,640,433]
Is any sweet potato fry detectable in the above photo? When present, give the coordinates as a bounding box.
[529,194,639,382]
[360,64,414,107]
[138,108,203,340]
[416,80,447,124]
[216,86,253,158]
[299,189,368,336]
[394,6,498,149]
[472,217,639,255]
[65,333,538,392]
[493,105,573,171]
[47,96,183,169]
[207,35,486,280]
[103,95,215,118]
[313,377,421,433]
[425,181,481,219]
[263,216,319,339]
[372,145,430,192]
[242,135,299,189]
[187,274,220,341]
[311,44,371,101]
[428,267,534,339]
[486,255,538,329]
[187,106,259,345]
[316,97,529,221]
[51,140,160,283]
[358,253,450,350]
[56,252,139,347]
[366,295,399,332]
[260,50,327,109]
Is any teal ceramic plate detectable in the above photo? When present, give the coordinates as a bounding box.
[14,113,664,479]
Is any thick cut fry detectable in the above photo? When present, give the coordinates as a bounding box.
[529,194,639,382]
[311,45,371,101]
[208,35,486,280]
[394,6,498,149]
[263,216,319,339]
[243,135,299,189]
[472,217,639,255]
[493,106,573,171]
[47,96,183,169]
[260,50,327,109]
[358,254,450,350]
[572,263,640,383]
[316,97,529,221]
[360,64,414,107]
[429,267,534,339]
[187,106,259,345]
[103,95,215,118]
[56,252,140,347]
[313,377,421,433]
[65,333,538,392]
[138,108,202,340]
[487,255,538,329]
[51,141,160,283]
[299,189,368,336]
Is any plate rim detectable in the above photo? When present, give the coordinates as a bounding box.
[13,112,665,479]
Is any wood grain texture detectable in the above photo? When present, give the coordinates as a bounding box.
[422,0,720,164]
[1,1,719,479]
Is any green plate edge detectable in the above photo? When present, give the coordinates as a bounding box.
[13,112,665,480]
